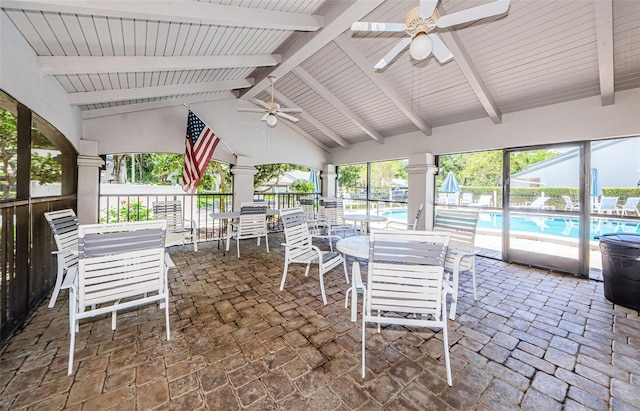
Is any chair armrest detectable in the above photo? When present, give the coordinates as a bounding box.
[184,219,198,230]
[61,266,78,290]
[385,220,409,230]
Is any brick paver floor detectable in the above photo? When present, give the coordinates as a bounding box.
[1,233,639,410]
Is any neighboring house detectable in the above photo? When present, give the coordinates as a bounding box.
[257,170,312,192]
[511,139,640,188]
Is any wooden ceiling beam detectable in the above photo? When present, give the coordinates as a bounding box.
[334,34,432,137]
[1,1,323,31]
[69,79,253,105]
[81,92,236,119]
[273,90,351,149]
[39,55,281,75]
[240,0,384,101]
[438,30,502,124]
[293,67,384,144]
[594,0,615,106]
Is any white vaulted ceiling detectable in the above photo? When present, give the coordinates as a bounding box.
[2,0,639,150]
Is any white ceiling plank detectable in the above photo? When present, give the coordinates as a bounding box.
[278,120,330,153]
[76,14,102,56]
[241,0,385,101]
[273,90,351,149]
[2,1,324,31]
[595,0,614,106]
[438,30,502,125]
[81,92,236,119]
[69,78,254,105]
[38,55,281,75]
[4,10,51,55]
[293,66,384,144]
[333,34,432,137]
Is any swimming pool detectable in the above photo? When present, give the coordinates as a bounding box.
[381,209,640,240]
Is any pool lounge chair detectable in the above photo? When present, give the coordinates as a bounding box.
[620,197,640,216]
[562,196,579,211]
[461,193,473,206]
[597,197,620,214]
[476,195,493,207]
[524,196,551,209]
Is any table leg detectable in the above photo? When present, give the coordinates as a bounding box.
[351,261,361,322]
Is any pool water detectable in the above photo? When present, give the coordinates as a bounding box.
[381,209,640,240]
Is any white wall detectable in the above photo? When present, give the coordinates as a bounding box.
[83,99,329,169]
[0,13,82,147]
[330,89,640,164]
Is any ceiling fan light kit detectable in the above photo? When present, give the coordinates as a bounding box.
[352,0,510,69]
[266,113,278,127]
[409,33,433,60]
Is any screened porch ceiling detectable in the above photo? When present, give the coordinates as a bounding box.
[1,0,639,151]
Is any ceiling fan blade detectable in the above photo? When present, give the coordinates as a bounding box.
[276,112,299,122]
[351,22,407,32]
[237,108,266,113]
[437,0,510,28]
[419,0,439,18]
[374,37,412,70]
[429,34,453,63]
[278,107,302,113]
[251,98,272,110]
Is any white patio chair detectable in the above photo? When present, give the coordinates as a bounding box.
[226,202,269,258]
[460,193,473,206]
[361,230,451,386]
[476,195,493,207]
[44,209,79,308]
[318,197,356,238]
[597,196,620,215]
[562,196,579,211]
[299,196,333,250]
[524,196,551,209]
[152,200,198,251]
[279,207,345,305]
[385,203,424,230]
[67,220,170,375]
[434,210,479,320]
[620,197,640,216]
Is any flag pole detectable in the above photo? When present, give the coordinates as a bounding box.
[183,103,236,157]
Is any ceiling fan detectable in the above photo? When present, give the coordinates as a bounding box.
[351,0,510,69]
[237,76,301,127]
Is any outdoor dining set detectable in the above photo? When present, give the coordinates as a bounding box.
[44,197,480,386]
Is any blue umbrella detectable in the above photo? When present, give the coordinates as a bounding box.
[591,168,603,197]
[440,171,461,193]
[309,169,320,193]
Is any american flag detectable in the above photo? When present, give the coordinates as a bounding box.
[182,110,219,194]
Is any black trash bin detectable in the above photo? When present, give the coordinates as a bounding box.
[599,233,640,311]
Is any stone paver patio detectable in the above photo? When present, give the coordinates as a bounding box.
[1,233,639,410]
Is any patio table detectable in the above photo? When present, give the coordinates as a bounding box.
[210,210,279,254]
[343,214,387,235]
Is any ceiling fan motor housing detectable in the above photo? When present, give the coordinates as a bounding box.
[404,7,439,37]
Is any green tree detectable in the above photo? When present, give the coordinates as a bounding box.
[290,179,314,193]
[31,152,62,184]
[338,164,365,189]
[0,109,18,199]
[143,153,183,184]
[458,151,503,186]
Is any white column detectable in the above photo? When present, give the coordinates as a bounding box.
[405,153,438,230]
[76,140,104,224]
[321,164,337,198]
[230,155,257,211]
